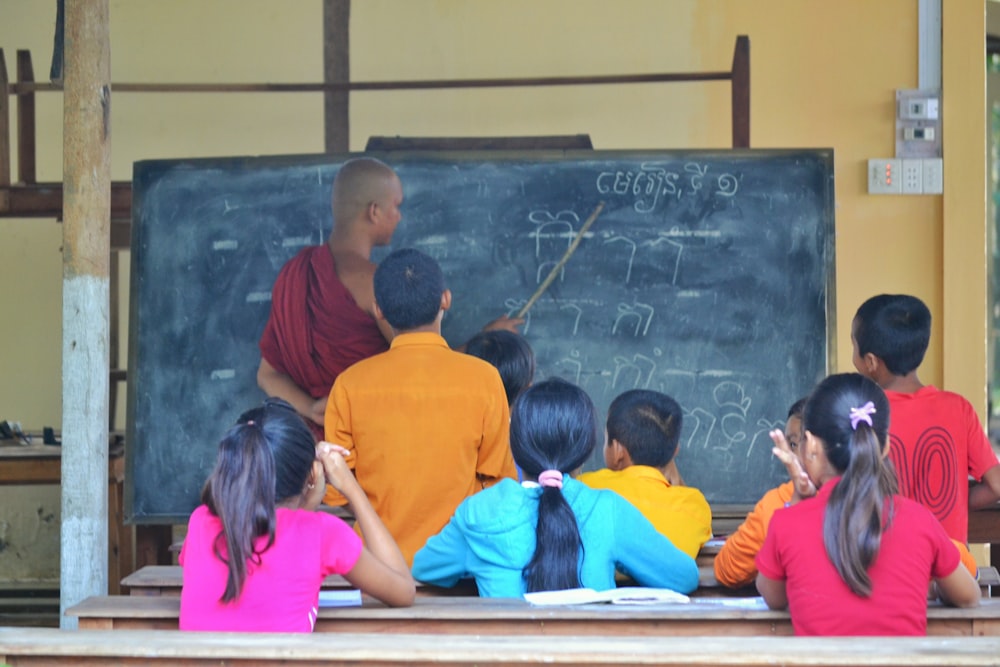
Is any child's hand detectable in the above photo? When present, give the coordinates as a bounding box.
[316,442,358,495]
[769,429,816,502]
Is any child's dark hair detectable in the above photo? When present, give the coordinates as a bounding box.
[200,398,315,603]
[606,389,682,468]
[373,248,445,330]
[464,330,536,406]
[788,397,806,420]
[510,378,601,592]
[802,373,897,597]
[853,294,931,376]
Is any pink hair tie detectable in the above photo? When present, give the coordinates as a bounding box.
[537,470,564,490]
[849,401,876,430]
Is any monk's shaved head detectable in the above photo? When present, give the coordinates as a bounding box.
[331,158,400,227]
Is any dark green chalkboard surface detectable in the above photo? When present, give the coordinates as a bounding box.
[126,149,835,523]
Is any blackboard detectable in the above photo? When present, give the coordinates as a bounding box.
[126,149,835,523]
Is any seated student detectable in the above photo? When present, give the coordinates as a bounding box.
[852,293,998,572]
[464,329,536,406]
[713,398,807,588]
[179,398,414,633]
[323,248,518,565]
[756,373,980,636]
[576,389,711,559]
[411,378,700,598]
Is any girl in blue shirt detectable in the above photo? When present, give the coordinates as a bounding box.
[412,378,699,597]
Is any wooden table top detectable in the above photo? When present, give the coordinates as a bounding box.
[66,594,1000,637]
[7,626,1000,666]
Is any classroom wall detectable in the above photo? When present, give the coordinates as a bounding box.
[0,1,987,430]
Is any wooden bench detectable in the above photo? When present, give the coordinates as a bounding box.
[65,593,1000,636]
[3,627,1000,666]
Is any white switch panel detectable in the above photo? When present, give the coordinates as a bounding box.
[922,158,943,194]
[901,160,922,194]
[868,159,901,194]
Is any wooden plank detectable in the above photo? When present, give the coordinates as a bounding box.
[0,49,10,187]
[365,135,594,151]
[5,628,1000,667]
[66,594,1000,637]
[15,50,35,184]
[731,35,750,149]
[322,0,350,153]
[0,181,132,219]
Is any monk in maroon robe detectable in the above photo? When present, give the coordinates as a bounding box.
[258,158,402,439]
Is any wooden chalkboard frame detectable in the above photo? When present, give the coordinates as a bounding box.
[125,148,836,524]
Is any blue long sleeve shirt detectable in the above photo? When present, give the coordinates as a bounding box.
[412,477,699,598]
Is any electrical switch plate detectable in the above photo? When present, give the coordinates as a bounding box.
[922,158,943,194]
[901,160,923,194]
[868,158,901,194]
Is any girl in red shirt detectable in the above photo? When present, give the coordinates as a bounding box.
[756,373,979,635]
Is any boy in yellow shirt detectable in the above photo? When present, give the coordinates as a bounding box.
[577,389,711,559]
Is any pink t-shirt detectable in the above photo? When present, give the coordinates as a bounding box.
[179,505,363,632]
[756,479,960,636]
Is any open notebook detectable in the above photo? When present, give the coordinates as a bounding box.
[523,587,690,606]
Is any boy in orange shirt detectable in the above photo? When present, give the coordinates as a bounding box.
[323,248,518,564]
[714,399,806,588]
[577,389,711,559]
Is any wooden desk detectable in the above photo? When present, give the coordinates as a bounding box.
[0,443,130,594]
[5,627,1000,667]
[969,503,1000,556]
[121,564,734,598]
[66,594,1000,636]
[122,565,478,598]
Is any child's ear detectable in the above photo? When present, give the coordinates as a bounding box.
[440,289,452,312]
[373,301,386,321]
[858,351,881,376]
[803,430,823,461]
[606,439,632,470]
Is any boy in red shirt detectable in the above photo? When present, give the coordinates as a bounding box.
[852,294,1000,551]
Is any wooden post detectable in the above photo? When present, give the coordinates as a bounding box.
[731,35,750,149]
[16,50,36,184]
[60,0,111,628]
[0,50,10,189]
[323,0,350,153]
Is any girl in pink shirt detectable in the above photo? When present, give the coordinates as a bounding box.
[180,398,414,632]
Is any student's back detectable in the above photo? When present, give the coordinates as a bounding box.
[577,389,711,559]
[180,399,414,633]
[323,249,517,564]
[412,379,699,598]
[756,373,980,636]
[852,294,1000,543]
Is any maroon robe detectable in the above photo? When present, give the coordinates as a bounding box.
[259,245,389,439]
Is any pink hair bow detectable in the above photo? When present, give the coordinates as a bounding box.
[849,401,876,430]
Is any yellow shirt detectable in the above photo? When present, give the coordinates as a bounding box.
[324,331,517,565]
[576,465,712,559]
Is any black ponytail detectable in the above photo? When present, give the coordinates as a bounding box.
[511,379,600,593]
[803,373,897,597]
[200,398,315,602]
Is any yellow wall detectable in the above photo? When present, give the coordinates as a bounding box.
[0,0,988,432]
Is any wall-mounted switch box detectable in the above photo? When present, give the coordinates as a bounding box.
[868,158,901,194]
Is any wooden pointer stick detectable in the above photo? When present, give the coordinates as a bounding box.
[516,201,605,319]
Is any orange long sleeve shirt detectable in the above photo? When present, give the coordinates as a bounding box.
[713,482,793,588]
